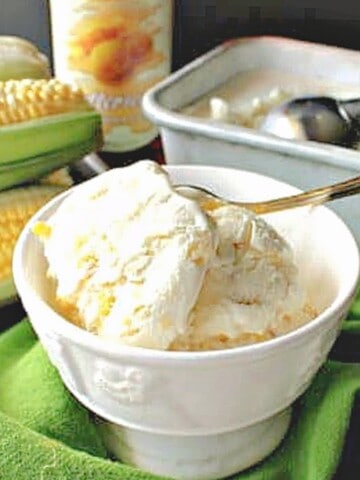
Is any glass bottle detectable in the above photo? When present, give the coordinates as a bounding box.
[48,0,173,162]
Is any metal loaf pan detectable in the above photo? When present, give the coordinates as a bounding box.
[143,36,360,241]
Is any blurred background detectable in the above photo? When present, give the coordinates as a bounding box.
[2,0,360,72]
[1,2,360,479]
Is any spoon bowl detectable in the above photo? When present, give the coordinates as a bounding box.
[260,96,360,146]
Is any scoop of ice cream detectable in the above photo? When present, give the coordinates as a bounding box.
[171,205,316,351]
[36,160,215,349]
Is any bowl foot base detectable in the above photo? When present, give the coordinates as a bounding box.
[99,408,291,480]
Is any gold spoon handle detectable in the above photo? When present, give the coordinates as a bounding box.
[237,175,360,214]
[176,175,360,215]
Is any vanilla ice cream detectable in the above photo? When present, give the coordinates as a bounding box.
[34,160,215,349]
[35,160,316,351]
[171,204,316,351]
[182,69,360,135]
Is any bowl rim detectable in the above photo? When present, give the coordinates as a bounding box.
[13,164,360,366]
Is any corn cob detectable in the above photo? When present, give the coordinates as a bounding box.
[0,41,76,190]
[0,78,91,126]
[0,36,50,81]
[0,184,64,305]
[0,78,103,189]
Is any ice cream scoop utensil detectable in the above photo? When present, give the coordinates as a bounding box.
[176,175,360,215]
[260,96,360,146]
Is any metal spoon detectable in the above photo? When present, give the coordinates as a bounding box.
[260,96,360,146]
[176,175,360,215]
[65,154,360,214]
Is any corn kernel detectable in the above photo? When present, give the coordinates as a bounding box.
[32,221,52,239]
[0,78,91,126]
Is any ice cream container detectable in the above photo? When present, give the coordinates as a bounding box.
[142,36,360,242]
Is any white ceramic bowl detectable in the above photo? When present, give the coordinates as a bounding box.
[13,165,360,480]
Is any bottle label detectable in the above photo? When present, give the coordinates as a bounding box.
[50,0,172,152]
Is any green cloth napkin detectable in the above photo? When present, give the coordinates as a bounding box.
[0,294,359,480]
